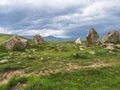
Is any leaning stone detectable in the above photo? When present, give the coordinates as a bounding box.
[101,30,119,43]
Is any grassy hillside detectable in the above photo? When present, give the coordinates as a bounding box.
[0,34,31,44]
[0,34,13,44]
[0,34,120,90]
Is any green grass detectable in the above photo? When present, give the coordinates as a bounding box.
[0,34,13,44]
[0,34,120,90]
[1,66,120,90]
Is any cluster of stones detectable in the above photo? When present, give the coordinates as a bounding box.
[2,28,120,51]
[75,28,120,47]
[3,34,46,51]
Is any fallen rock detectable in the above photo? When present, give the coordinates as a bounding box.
[79,46,86,50]
[0,59,8,63]
[88,51,95,55]
[79,47,84,50]
[86,28,99,46]
[101,30,119,43]
[115,44,120,49]
[32,34,45,45]
[103,43,115,50]
[75,38,81,45]
[3,36,28,51]
[105,46,115,50]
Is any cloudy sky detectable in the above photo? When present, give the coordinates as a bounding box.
[0,0,120,38]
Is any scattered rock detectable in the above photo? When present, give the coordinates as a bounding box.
[115,44,120,49]
[9,52,14,56]
[80,46,86,48]
[103,43,115,50]
[0,59,8,63]
[79,47,84,50]
[105,46,115,50]
[79,46,86,50]
[101,30,119,43]
[32,34,45,45]
[86,28,99,46]
[3,36,28,51]
[75,38,81,45]
[88,51,95,55]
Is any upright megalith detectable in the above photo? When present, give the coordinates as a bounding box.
[101,30,119,43]
[86,28,99,46]
[32,34,45,45]
[3,36,28,50]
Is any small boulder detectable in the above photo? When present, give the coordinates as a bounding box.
[103,43,115,50]
[32,34,45,45]
[75,38,82,45]
[86,28,99,46]
[88,51,95,55]
[115,44,120,49]
[79,46,86,50]
[3,36,28,51]
[0,59,8,63]
[101,30,119,43]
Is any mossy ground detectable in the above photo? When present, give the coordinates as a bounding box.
[0,35,120,90]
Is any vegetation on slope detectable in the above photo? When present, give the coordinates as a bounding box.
[0,34,120,90]
[0,34,13,44]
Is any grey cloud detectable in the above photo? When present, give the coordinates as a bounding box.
[0,0,120,38]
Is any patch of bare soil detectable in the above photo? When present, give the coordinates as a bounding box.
[0,62,112,85]
[0,70,24,84]
[65,62,112,71]
[35,62,112,75]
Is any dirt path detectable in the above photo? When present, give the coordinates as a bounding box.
[0,62,112,84]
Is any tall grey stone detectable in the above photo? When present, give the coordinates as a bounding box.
[86,28,99,46]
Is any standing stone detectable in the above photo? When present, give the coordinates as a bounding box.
[101,30,119,43]
[86,28,99,46]
[75,38,82,45]
[32,34,45,45]
[3,36,28,50]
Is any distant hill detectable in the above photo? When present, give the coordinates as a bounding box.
[0,34,14,44]
[0,34,29,44]
[25,35,76,42]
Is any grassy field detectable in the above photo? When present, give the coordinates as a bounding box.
[0,34,13,44]
[0,34,120,90]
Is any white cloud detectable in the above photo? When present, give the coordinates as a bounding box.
[0,0,120,38]
[18,29,68,38]
[0,27,68,38]
[0,27,12,34]
[0,0,91,9]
